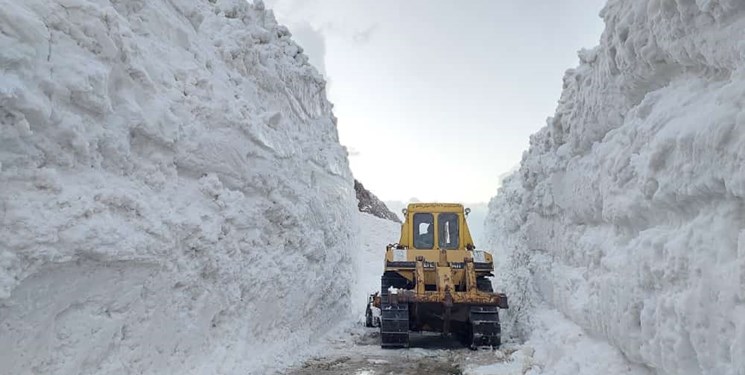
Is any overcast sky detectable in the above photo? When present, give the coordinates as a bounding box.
[265,0,607,203]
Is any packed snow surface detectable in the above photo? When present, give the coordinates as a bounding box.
[0,0,356,373]
[487,1,745,374]
[465,307,651,375]
[351,212,400,319]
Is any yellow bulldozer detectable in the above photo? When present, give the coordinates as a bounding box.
[366,203,508,349]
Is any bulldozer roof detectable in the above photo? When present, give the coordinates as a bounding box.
[406,203,464,212]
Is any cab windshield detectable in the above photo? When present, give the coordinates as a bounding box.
[438,213,459,249]
[413,213,434,249]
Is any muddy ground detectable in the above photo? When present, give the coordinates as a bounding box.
[284,327,518,375]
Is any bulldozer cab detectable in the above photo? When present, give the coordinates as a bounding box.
[399,203,474,250]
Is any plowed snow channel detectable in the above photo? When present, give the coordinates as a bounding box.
[285,326,530,375]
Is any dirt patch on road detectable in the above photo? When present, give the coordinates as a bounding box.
[284,328,501,375]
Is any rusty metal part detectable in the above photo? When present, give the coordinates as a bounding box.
[415,257,426,295]
[465,258,477,292]
[436,266,453,295]
[394,289,506,306]
[438,249,448,267]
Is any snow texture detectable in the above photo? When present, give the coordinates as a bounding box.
[466,308,652,375]
[351,212,400,319]
[0,0,356,373]
[487,1,745,374]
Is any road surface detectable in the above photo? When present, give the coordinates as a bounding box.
[285,326,524,375]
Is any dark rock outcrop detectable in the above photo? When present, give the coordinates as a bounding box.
[354,180,401,223]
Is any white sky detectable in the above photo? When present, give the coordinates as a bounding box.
[265,0,607,202]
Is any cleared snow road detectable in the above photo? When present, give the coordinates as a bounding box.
[285,326,526,375]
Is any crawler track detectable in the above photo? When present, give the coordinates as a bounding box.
[380,272,410,348]
[469,305,501,348]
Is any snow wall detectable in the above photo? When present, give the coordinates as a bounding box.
[351,212,400,319]
[0,0,356,373]
[486,1,745,375]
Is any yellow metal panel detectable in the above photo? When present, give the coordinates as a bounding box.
[384,248,492,264]
[408,203,464,211]
[397,203,477,250]
[397,222,408,247]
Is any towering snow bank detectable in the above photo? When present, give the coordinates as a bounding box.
[0,0,355,373]
[487,1,745,374]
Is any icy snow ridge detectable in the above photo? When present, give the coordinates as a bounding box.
[0,0,355,373]
[487,1,745,375]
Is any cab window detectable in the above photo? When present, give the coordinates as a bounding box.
[438,213,459,249]
[413,213,434,249]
